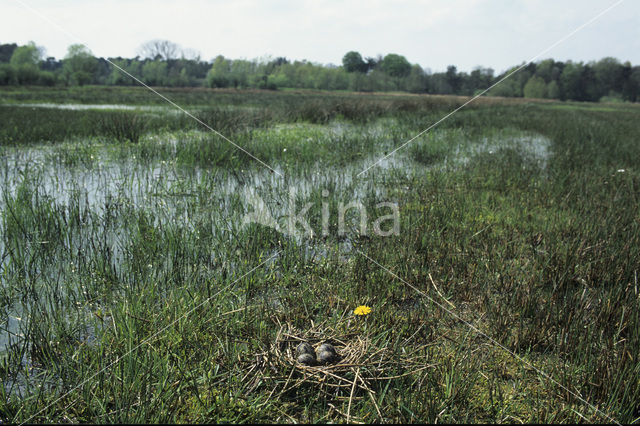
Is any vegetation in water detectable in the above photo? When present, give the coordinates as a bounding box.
[0,87,639,423]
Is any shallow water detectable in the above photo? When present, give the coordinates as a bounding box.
[0,119,552,397]
[0,137,412,359]
[3,102,169,112]
[454,134,551,169]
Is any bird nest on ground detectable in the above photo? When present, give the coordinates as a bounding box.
[244,319,434,422]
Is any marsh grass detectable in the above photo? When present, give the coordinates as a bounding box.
[0,87,639,423]
[95,112,147,144]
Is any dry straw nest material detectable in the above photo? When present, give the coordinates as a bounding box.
[245,319,434,421]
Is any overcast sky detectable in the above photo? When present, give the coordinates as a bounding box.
[2,0,639,73]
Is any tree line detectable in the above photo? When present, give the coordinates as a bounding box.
[1,40,639,102]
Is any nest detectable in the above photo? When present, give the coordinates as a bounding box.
[275,325,365,371]
[244,318,434,422]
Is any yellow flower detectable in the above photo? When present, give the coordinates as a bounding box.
[354,305,372,316]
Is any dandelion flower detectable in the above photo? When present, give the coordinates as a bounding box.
[354,305,372,316]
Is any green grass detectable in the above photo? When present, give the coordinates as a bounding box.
[0,87,639,423]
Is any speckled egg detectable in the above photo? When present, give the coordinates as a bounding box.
[297,353,316,365]
[295,342,316,358]
[317,350,336,365]
[317,343,336,355]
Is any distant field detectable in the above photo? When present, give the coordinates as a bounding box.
[0,84,568,105]
[1,86,639,423]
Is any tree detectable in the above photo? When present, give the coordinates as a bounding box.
[405,64,427,93]
[229,59,255,88]
[0,43,18,63]
[488,66,523,97]
[546,80,560,99]
[141,60,167,86]
[592,57,623,99]
[467,67,494,93]
[41,57,62,72]
[365,56,380,72]
[62,44,98,86]
[106,58,141,85]
[536,59,561,82]
[430,73,453,94]
[627,66,640,102]
[206,55,232,88]
[0,64,16,85]
[445,65,461,93]
[377,69,396,90]
[9,41,44,84]
[523,76,547,99]
[560,61,587,101]
[138,39,180,61]
[9,41,42,67]
[180,48,201,61]
[582,65,600,101]
[342,51,367,73]
[379,54,411,78]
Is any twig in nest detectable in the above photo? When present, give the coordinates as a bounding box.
[347,368,360,423]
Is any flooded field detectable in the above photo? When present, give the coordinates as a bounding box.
[0,88,638,423]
